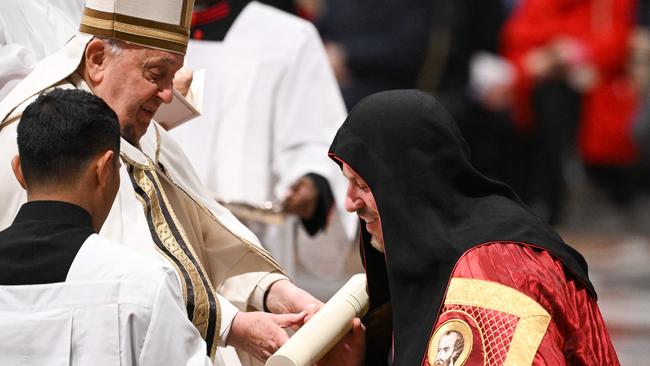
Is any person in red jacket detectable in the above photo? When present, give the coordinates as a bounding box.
[329,90,619,365]
[502,0,638,222]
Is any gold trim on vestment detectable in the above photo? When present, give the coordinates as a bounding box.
[154,124,162,164]
[128,159,220,358]
[170,171,286,272]
[120,151,151,170]
[132,191,191,303]
[150,126,286,274]
[444,278,551,366]
[173,174,287,272]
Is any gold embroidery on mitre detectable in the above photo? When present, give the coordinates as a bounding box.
[428,319,473,366]
[443,278,551,366]
[79,6,190,54]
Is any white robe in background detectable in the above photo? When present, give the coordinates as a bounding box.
[0,234,214,366]
[0,33,288,365]
[0,0,83,99]
[170,2,358,297]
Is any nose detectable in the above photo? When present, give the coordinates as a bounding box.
[345,186,363,212]
[157,80,174,104]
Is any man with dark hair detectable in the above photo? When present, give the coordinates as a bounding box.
[0,89,214,365]
[14,88,119,197]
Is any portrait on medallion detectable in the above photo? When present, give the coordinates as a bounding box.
[428,319,472,366]
[434,330,464,366]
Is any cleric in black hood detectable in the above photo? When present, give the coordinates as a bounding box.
[329,90,619,366]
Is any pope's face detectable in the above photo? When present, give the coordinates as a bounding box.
[342,163,384,252]
[94,42,183,145]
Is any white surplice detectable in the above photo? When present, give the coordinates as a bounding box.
[170,2,358,294]
[0,234,214,366]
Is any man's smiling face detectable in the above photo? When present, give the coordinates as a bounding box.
[92,40,183,145]
[342,163,384,252]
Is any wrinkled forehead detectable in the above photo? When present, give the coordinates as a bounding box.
[117,42,184,68]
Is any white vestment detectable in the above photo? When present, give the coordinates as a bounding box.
[0,0,83,99]
[0,33,287,364]
[170,2,358,298]
[0,234,213,366]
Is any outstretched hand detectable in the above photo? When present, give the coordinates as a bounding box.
[227,310,306,362]
[265,279,323,319]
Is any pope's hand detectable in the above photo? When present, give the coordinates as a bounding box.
[227,310,306,362]
[265,279,323,321]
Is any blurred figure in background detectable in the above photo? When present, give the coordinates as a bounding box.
[315,0,433,109]
[631,0,650,188]
[0,0,83,99]
[502,0,638,224]
[434,0,525,195]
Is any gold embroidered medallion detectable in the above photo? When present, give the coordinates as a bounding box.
[428,319,473,366]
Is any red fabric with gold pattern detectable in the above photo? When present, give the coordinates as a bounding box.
[425,242,619,366]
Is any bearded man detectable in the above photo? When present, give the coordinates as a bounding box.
[329,90,619,365]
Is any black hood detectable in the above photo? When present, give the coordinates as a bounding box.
[328,89,594,365]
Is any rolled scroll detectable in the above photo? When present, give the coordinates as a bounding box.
[265,274,369,366]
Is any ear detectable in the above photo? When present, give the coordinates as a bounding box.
[11,155,27,190]
[95,150,115,189]
[84,38,108,85]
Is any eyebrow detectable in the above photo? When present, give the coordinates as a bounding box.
[348,174,367,187]
[144,56,178,67]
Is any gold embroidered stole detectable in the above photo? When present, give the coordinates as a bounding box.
[124,156,220,359]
